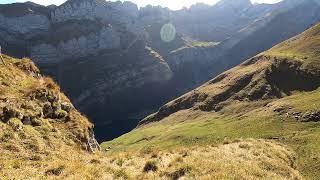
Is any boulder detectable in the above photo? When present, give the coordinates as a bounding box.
[61,102,73,112]
[302,111,320,122]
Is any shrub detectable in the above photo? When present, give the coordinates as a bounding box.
[14,59,40,75]
[24,141,40,151]
[239,143,251,149]
[0,131,15,142]
[54,110,68,119]
[116,158,125,167]
[31,118,42,126]
[30,155,42,161]
[45,165,65,176]
[143,160,158,172]
[90,159,101,164]
[169,165,192,180]
[223,139,232,145]
[174,157,184,163]
[114,169,129,179]
[7,118,23,131]
[151,152,158,158]
[4,144,20,152]
[13,161,22,169]
[140,145,155,155]
[47,95,55,103]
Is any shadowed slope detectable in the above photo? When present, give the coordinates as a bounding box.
[140,23,320,125]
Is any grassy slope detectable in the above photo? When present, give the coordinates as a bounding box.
[0,55,100,178]
[0,56,302,179]
[103,24,320,179]
[264,23,320,71]
[170,39,220,54]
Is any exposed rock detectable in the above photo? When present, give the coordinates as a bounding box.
[302,111,320,122]
[61,102,73,112]
[87,129,101,152]
[43,103,54,118]
[31,26,121,64]
[22,116,32,125]
[0,56,100,152]
[0,14,50,37]
[51,0,139,33]
[14,59,41,77]
[2,106,20,123]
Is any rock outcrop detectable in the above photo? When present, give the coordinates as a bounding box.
[0,55,100,152]
[31,25,121,64]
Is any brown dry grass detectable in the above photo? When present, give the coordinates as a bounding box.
[0,138,302,179]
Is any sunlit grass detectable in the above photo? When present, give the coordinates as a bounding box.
[170,39,220,54]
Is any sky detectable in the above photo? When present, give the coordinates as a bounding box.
[1,0,283,10]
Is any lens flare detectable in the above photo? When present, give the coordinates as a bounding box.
[160,23,176,43]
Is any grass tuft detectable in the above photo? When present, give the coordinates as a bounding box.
[143,160,158,172]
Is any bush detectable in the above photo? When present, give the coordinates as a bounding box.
[0,131,15,142]
[7,118,23,131]
[116,158,125,167]
[114,169,129,179]
[45,165,65,176]
[140,145,155,155]
[169,165,192,180]
[14,59,40,75]
[90,159,101,164]
[24,141,40,151]
[31,118,42,126]
[143,160,158,172]
[4,144,20,152]
[30,155,42,161]
[239,143,251,149]
[54,110,68,119]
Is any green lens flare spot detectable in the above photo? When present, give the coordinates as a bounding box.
[160,23,176,43]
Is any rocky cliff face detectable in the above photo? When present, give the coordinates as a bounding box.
[51,0,140,34]
[31,25,121,64]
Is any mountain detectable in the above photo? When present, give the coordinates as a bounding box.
[104,23,320,179]
[0,0,174,141]
[1,0,320,141]
[1,1,320,179]
[0,57,302,179]
[0,57,303,180]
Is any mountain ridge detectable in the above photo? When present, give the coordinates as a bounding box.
[140,23,320,125]
[104,23,320,179]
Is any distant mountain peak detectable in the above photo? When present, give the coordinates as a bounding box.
[215,0,252,9]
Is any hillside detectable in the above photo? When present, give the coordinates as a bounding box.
[2,0,320,141]
[103,23,320,179]
[0,55,100,178]
[0,55,304,179]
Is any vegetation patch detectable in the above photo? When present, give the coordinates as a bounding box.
[143,160,158,172]
[45,165,65,176]
[114,169,130,179]
[169,165,192,180]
